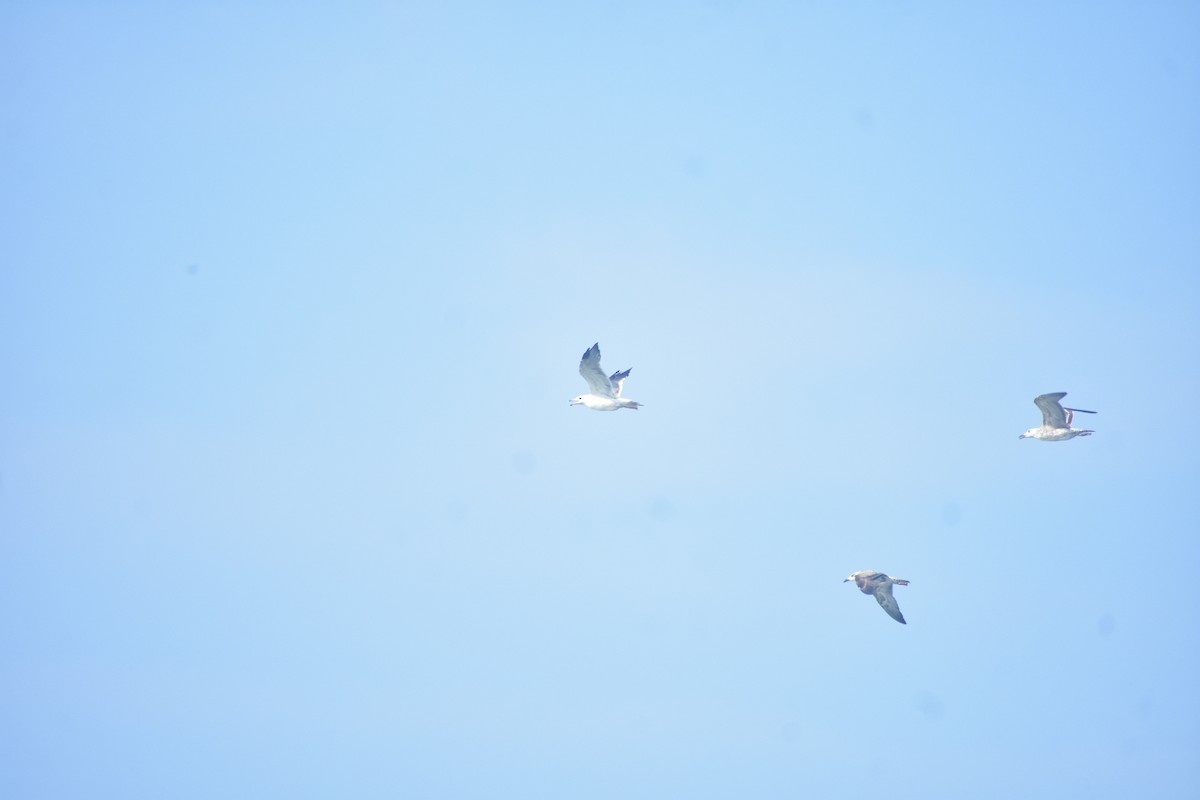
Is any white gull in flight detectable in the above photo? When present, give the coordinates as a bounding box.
[569,343,642,411]
[845,570,910,624]
[1019,392,1096,441]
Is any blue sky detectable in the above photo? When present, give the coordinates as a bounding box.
[2,2,1198,798]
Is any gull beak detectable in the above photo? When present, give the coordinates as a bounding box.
[843,578,850,582]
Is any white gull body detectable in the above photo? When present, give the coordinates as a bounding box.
[569,343,641,411]
[845,570,910,624]
[1019,392,1096,441]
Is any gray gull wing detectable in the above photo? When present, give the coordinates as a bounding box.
[609,368,631,398]
[1034,392,1069,429]
[1063,405,1097,427]
[579,343,617,398]
[874,583,907,624]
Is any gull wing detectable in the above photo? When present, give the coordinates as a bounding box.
[579,343,616,398]
[608,368,631,398]
[1034,392,1069,429]
[1063,405,1097,426]
[874,583,907,624]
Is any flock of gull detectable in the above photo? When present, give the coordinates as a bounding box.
[569,342,1099,625]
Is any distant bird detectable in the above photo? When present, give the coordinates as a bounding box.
[569,343,642,411]
[1019,392,1097,441]
[845,570,910,624]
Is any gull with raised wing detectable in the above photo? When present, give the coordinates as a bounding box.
[845,570,910,624]
[1019,392,1097,441]
[569,343,642,411]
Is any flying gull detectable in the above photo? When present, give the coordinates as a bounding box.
[845,570,910,624]
[1019,392,1096,441]
[569,343,642,411]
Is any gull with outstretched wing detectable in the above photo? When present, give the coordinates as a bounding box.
[845,570,910,625]
[1019,392,1096,441]
[569,343,642,411]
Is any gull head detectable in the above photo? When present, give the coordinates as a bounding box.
[570,395,586,407]
[843,574,855,583]
[1018,428,1038,440]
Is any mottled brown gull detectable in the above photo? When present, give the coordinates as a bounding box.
[845,570,910,624]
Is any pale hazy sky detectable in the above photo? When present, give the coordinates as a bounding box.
[2,3,1198,798]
